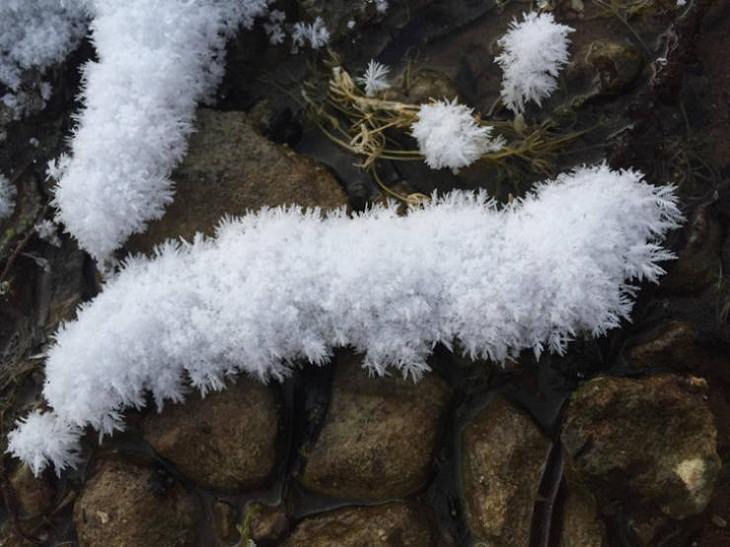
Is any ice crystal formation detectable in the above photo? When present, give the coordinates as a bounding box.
[495,12,574,114]
[8,165,682,474]
[357,60,391,97]
[291,16,331,51]
[411,99,506,171]
[51,0,270,261]
[0,0,88,92]
[0,174,16,220]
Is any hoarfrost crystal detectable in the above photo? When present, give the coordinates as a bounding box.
[357,60,391,97]
[411,99,505,171]
[52,0,270,261]
[495,12,574,114]
[7,165,682,474]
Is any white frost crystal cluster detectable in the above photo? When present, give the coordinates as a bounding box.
[8,165,682,475]
[51,0,270,261]
[0,0,88,92]
[357,60,391,96]
[495,12,574,114]
[35,219,62,247]
[8,411,81,475]
[264,9,287,45]
[291,16,331,51]
[0,174,16,220]
[411,99,505,171]
[373,0,389,14]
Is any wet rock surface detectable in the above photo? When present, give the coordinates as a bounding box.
[558,481,608,547]
[562,374,721,521]
[244,502,290,544]
[625,319,699,370]
[143,377,280,491]
[73,459,201,547]
[281,502,436,546]
[661,203,724,294]
[460,396,551,545]
[298,350,451,501]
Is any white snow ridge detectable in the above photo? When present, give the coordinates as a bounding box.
[8,165,682,475]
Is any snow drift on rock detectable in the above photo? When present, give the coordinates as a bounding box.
[51,0,270,261]
[8,165,682,474]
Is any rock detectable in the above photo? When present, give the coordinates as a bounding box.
[460,396,551,545]
[559,489,608,547]
[126,109,347,255]
[42,239,90,332]
[0,528,35,547]
[9,464,54,517]
[212,501,237,545]
[585,41,644,96]
[242,502,290,544]
[143,377,280,491]
[281,502,435,546]
[74,460,200,547]
[627,513,671,546]
[299,350,451,501]
[625,320,699,370]
[661,204,723,294]
[404,69,460,103]
[559,461,608,547]
[561,374,721,520]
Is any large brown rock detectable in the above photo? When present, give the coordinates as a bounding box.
[299,351,451,501]
[561,374,720,520]
[281,502,435,546]
[74,460,200,547]
[460,396,551,545]
[143,377,280,491]
[126,108,347,254]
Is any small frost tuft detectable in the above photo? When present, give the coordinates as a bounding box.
[0,174,16,220]
[495,12,574,114]
[292,16,330,51]
[35,219,62,247]
[264,9,287,45]
[7,411,81,476]
[356,60,391,97]
[411,99,505,171]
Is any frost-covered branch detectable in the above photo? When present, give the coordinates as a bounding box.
[51,0,270,261]
[8,165,681,474]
